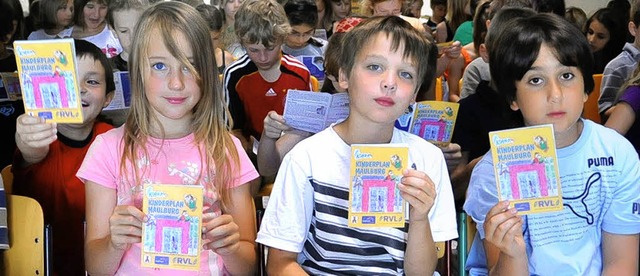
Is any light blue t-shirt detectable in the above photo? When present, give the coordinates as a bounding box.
[464,119,640,275]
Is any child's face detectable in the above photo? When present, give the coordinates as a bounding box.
[244,42,282,71]
[285,24,314,49]
[224,0,243,21]
[409,1,422,17]
[510,44,587,139]
[77,56,112,124]
[210,30,222,49]
[144,29,201,125]
[82,1,108,30]
[330,0,351,20]
[316,0,325,27]
[431,4,446,20]
[373,0,402,16]
[113,9,143,56]
[339,33,418,125]
[586,19,610,53]
[56,0,75,28]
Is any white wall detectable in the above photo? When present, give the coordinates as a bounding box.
[421,0,619,18]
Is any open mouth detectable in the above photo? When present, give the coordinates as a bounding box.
[82,101,89,107]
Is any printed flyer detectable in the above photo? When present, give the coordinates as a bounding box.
[489,124,562,214]
[395,101,459,147]
[142,184,203,270]
[348,144,409,228]
[14,39,83,123]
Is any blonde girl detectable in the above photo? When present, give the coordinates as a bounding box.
[78,2,259,275]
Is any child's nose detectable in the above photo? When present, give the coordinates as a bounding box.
[168,71,185,90]
[548,80,563,103]
[381,72,397,93]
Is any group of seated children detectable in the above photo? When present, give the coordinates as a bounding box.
[3,0,640,274]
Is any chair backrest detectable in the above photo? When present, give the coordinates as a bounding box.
[583,74,603,124]
[1,165,12,196]
[2,195,47,276]
[435,77,444,101]
[310,76,320,92]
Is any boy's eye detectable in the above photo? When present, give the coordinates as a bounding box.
[560,72,574,80]
[528,77,543,85]
[87,79,100,85]
[118,29,127,34]
[152,63,167,71]
[400,71,413,80]
[366,64,381,71]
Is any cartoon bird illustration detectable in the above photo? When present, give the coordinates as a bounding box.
[54,50,67,66]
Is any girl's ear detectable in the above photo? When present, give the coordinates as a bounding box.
[510,100,520,111]
[338,68,349,91]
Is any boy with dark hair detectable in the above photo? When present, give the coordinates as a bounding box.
[426,0,447,31]
[257,16,457,275]
[464,13,640,275]
[599,1,640,121]
[13,39,115,276]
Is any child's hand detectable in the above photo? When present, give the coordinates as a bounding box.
[202,213,240,256]
[441,143,462,172]
[109,205,145,251]
[15,114,57,149]
[262,111,291,139]
[441,41,462,59]
[483,201,525,257]
[399,169,436,221]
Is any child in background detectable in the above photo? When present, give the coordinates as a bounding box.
[108,0,149,71]
[77,2,259,274]
[564,6,587,31]
[599,2,640,121]
[464,13,640,275]
[282,0,327,58]
[196,4,235,74]
[426,0,447,31]
[257,16,457,275]
[13,39,115,276]
[584,8,626,74]
[27,0,74,39]
[221,0,245,58]
[605,64,640,155]
[72,0,122,58]
[224,0,311,156]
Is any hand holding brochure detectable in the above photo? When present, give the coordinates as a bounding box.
[395,101,459,147]
[283,89,349,133]
[142,184,203,270]
[489,124,562,215]
[14,39,83,123]
[348,144,409,228]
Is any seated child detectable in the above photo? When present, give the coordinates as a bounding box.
[28,0,74,39]
[464,13,640,275]
[257,16,458,275]
[108,0,149,71]
[605,64,640,155]
[282,0,328,58]
[13,39,115,276]
[77,2,259,274]
[223,0,312,151]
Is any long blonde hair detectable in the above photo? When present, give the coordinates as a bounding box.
[123,1,239,210]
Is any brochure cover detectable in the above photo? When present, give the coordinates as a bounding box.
[104,71,131,111]
[142,184,203,270]
[14,39,83,123]
[283,89,348,133]
[489,124,562,215]
[395,101,459,147]
[0,72,21,101]
[348,144,409,228]
[295,55,325,81]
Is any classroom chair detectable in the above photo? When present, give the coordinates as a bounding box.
[583,74,602,124]
[2,195,52,276]
[435,77,444,101]
[310,76,320,92]
[0,165,12,196]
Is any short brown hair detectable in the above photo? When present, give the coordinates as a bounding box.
[234,0,290,47]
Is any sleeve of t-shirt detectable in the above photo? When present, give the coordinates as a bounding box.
[463,152,499,239]
[256,150,314,253]
[599,67,625,113]
[602,139,640,234]
[223,71,247,131]
[425,147,459,242]
[618,86,640,113]
[461,62,481,99]
[230,135,259,188]
[76,132,119,189]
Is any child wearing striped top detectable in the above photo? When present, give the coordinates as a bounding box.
[257,16,458,275]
